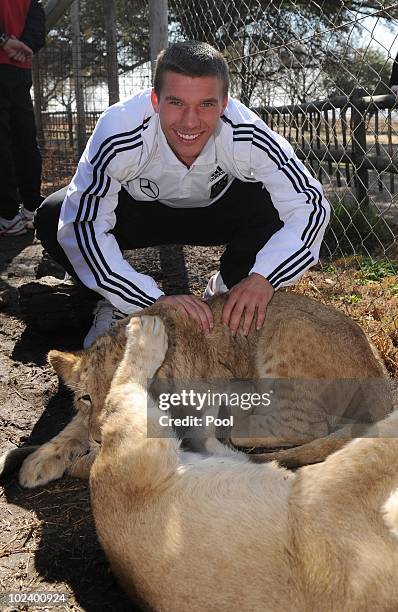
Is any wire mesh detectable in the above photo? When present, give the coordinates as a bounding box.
[169,2,398,248]
[37,0,152,187]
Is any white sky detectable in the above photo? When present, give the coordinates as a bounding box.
[362,17,398,60]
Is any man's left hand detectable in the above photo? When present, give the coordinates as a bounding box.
[3,36,33,64]
[221,273,274,336]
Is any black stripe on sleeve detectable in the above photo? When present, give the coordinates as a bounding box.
[71,118,159,307]
[89,117,150,166]
[270,254,315,289]
[74,222,154,309]
[268,251,315,288]
[267,246,307,284]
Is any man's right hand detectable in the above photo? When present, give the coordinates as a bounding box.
[3,37,33,64]
[156,295,213,332]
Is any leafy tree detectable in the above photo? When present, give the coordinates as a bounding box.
[322,47,393,97]
[41,0,150,110]
[168,0,398,105]
[40,0,398,110]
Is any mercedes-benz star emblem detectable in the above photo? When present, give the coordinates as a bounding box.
[140,178,159,199]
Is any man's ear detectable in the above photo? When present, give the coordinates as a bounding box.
[48,350,82,384]
[221,95,228,115]
[151,88,159,113]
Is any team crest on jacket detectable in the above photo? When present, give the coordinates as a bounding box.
[209,166,229,198]
[140,178,159,199]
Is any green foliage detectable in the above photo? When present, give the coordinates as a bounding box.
[42,0,150,110]
[321,199,396,258]
[341,293,362,304]
[357,257,398,282]
[168,0,398,104]
[322,47,393,97]
[321,263,338,273]
[41,0,398,109]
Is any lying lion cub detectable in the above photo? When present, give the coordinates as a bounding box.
[17,291,391,488]
[90,315,398,612]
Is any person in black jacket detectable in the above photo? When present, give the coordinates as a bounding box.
[0,0,45,236]
[390,51,398,96]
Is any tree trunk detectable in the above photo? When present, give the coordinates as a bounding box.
[149,0,168,80]
[104,0,119,106]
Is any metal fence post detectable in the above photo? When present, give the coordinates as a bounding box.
[32,54,44,145]
[104,0,120,106]
[71,0,87,159]
[350,88,369,208]
[149,0,168,81]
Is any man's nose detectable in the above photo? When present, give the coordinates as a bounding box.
[181,106,200,129]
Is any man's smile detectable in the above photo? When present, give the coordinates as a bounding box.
[175,130,203,143]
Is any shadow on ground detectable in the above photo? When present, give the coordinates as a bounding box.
[1,381,137,611]
[3,476,135,611]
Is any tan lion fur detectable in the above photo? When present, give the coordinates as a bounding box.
[17,291,391,488]
[89,315,398,612]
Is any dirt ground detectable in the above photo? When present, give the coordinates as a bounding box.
[0,230,397,611]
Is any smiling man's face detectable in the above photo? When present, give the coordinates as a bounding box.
[151,71,228,167]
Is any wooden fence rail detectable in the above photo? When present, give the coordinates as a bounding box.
[255,90,398,206]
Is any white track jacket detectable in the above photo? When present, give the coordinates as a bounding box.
[58,89,330,314]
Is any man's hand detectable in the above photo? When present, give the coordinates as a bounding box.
[222,273,274,336]
[3,36,33,64]
[157,294,213,332]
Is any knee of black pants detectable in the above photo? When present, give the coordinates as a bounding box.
[34,187,66,248]
[34,186,78,278]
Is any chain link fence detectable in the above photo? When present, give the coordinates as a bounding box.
[37,0,398,370]
[170,0,398,253]
[36,0,152,184]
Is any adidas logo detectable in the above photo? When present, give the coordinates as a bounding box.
[209,166,225,183]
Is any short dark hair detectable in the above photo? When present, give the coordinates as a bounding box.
[153,41,229,97]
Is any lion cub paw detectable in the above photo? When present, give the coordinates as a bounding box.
[125,315,168,378]
[19,445,68,488]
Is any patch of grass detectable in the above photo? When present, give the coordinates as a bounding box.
[357,258,398,282]
[320,263,338,274]
[341,293,362,305]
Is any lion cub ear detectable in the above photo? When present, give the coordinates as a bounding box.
[48,350,82,384]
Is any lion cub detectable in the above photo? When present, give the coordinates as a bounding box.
[17,291,391,488]
[90,314,398,612]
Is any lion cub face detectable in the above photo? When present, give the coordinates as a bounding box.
[48,329,126,442]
